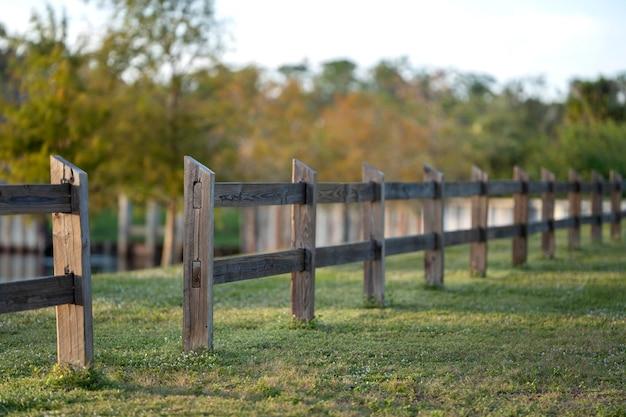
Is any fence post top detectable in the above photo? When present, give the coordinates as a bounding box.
[292,159,317,175]
[541,167,555,181]
[50,155,87,182]
[423,164,443,180]
[592,170,604,182]
[513,165,527,176]
[513,166,529,181]
[471,165,484,174]
[184,156,215,176]
[362,162,384,177]
[610,170,622,181]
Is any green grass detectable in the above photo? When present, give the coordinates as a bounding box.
[1,228,625,416]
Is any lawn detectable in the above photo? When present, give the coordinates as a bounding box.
[1,229,625,416]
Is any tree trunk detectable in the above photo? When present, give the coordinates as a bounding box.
[161,200,177,267]
[145,200,160,268]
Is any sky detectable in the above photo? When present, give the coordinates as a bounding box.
[2,0,626,97]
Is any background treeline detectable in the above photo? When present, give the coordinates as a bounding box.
[1,1,626,255]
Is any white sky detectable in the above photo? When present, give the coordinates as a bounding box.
[2,0,626,96]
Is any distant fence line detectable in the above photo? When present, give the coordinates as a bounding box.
[183,157,624,352]
[241,198,605,253]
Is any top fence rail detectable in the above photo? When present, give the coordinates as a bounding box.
[0,183,73,215]
[212,179,616,208]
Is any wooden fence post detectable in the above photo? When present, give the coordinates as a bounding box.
[362,163,385,306]
[610,170,622,241]
[291,159,317,321]
[423,165,444,286]
[591,171,603,244]
[470,166,488,277]
[512,166,529,266]
[50,156,93,367]
[568,169,581,250]
[541,168,556,258]
[183,156,215,351]
[117,194,131,271]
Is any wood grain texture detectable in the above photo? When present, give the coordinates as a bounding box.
[386,233,436,255]
[317,241,375,267]
[385,182,435,200]
[444,228,481,246]
[423,165,444,286]
[610,170,622,241]
[362,163,385,306]
[554,182,571,194]
[183,156,215,352]
[50,155,93,367]
[215,183,304,207]
[568,170,581,250]
[318,182,374,203]
[291,160,316,321]
[470,167,488,277]
[214,249,304,284]
[487,180,522,196]
[487,224,523,240]
[591,171,604,243]
[445,181,481,197]
[541,168,556,258]
[512,166,529,266]
[0,275,76,313]
[0,184,72,215]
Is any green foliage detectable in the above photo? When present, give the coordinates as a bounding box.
[1,2,626,208]
[553,122,626,177]
[565,76,626,124]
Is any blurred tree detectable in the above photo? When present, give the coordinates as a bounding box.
[96,0,222,265]
[551,75,626,176]
[0,7,110,193]
[565,76,626,124]
[314,59,358,105]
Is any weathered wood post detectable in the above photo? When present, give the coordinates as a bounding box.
[362,163,385,306]
[470,166,488,277]
[591,171,603,244]
[541,168,556,258]
[145,199,159,267]
[610,170,622,241]
[291,159,317,321]
[568,169,581,250]
[183,156,215,351]
[512,166,529,266]
[423,165,444,286]
[50,156,93,367]
[117,194,132,271]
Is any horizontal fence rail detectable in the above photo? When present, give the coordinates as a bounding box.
[0,183,73,215]
[211,179,618,207]
[207,212,625,284]
[184,157,625,353]
[0,274,81,314]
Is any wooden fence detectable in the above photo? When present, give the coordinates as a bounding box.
[183,157,624,351]
[0,156,92,367]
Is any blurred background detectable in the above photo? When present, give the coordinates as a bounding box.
[1,0,625,279]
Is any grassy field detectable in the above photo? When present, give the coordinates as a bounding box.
[1,230,625,416]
